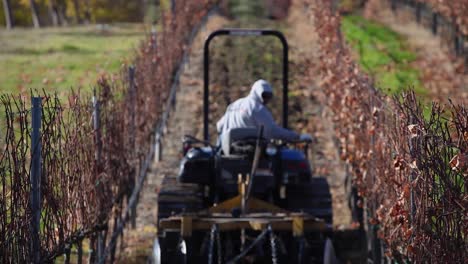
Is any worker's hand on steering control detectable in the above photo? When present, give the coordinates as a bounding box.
[299,133,313,142]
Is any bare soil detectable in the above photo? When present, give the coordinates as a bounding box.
[286,0,352,227]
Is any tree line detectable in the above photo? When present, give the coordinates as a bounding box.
[1,0,165,29]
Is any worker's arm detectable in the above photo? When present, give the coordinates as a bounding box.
[254,107,299,141]
[216,114,226,134]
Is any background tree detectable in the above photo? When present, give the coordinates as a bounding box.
[71,0,81,23]
[0,0,166,27]
[28,0,41,28]
[84,0,91,23]
[56,0,68,25]
[47,0,59,26]
[2,0,13,29]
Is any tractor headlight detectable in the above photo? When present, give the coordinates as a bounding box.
[265,145,278,156]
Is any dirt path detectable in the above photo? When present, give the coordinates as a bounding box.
[118,15,229,263]
[286,0,352,227]
[365,1,468,105]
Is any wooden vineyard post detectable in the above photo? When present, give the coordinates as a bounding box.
[391,0,397,12]
[64,244,71,264]
[128,65,138,229]
[432,12,438,35]
[77,239,83,264]
[92,89,105,263]
[465,38,468,74]
[88,237,96,264]
[408,116,418,232]
[415,2,421,23]
[31,97,42,264]
[92,90,102,165]
[453,25,462,56]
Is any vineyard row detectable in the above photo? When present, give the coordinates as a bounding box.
[0,1,218,263]
[308,0,467,262]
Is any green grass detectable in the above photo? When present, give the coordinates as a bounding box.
[0,24,146,97]
[341,15,426,96]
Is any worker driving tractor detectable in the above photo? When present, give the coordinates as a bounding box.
[216,79,311,149]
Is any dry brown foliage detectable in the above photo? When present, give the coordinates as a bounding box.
[0,0,217,262]
[308,0,467,262]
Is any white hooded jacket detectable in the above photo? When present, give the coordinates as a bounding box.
[216,79,299,141]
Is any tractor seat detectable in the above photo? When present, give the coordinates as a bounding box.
[221,127,261,156]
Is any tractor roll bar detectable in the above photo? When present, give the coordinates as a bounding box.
[203,29,289,142]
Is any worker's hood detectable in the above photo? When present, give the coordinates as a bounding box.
[249,79,273,104]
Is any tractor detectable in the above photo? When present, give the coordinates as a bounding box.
[152,29,366,264]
